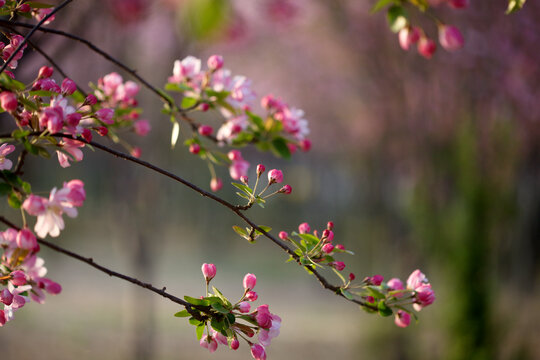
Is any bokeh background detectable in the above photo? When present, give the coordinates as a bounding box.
[1,0,539,359]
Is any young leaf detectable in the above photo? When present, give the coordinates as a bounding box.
[231,182,253,195]
[181,96,198,109]
[377,300,393,317]
[506,0,526,14]
[211,302,230,314]
[370,0,396,14]
[171,121,180,149]
[232,225,248,237]
[174,310,191,317]
[271,137,291,159]
[196,323,205,340]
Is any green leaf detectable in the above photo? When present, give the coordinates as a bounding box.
[232,225,248,237]
[297,233,320,246]
[174,310,191,317]
[184,295,210,306]
[226,313,235,325]
[0,183,12,196]
[271,137,291,159]
[255,225,271,234]
[506,0,526,13]
[29,90,55,97]
[70,90,86,103]
[171,121,180,149]
[196,323,205,340]
[21,181,31,194]
[18,97,39,112]
[387,5,408,33]
[377,300,393,317]
[180,96,198,109]
[211,302,230,314]
[182,0,231,40]
[340,289,354,300]
[371,0,396,13]
[8,192,21,209]
[165,83,194,92]
[366,286,386,299]
[11,129,30,140]
[211,318,226,332]
[212,286,232,307]
[246,111,264,130]
[231,182,252,195]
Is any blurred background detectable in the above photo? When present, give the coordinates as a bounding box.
[1,0,539,359]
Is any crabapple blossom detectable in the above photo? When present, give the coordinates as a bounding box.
[418,36,437,59]
[298,222,310,234]
[278,184,292,194]
[201,263,217,281]
[0,91,17,112]
[16,229,37,250]
[257,164,266,176]
[243,273,257,291]
[251,344,267,360]
[395,310,411,328]
[38,65,53,79]
[414,284,436,310]
[237,301,251,313]
[198,125,213,136]
[245,291,258,301]
[169,56,202,84]
[133,120,151,136]
[332,261,346,271]
[322,243,334,254]
[407,269,427,290]
[0,143,15,170]
[61,78,76,95]
[399,26,421,51]
[210,177,223,192]
[278,231,288,240]
[207,55,224,71]
[438,25,465,51]
[230,339,240,350]
[267,169,283,184]
[10,271,26,286]
[56,139,84,168]
[387,278,404,291]
[200,334,218,353]
[96,108,114,124]
[0,289,13,305]
[189,143,200,154]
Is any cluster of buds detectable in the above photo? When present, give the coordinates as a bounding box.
[0,2,56,25]
[230,164,291,212]
[176,264,280,360]
[165,55,310,186]
[0,34,26,71]
[375,0,466,59]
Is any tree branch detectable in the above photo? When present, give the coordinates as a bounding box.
[0,0,74,75]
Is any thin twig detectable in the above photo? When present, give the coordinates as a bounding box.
[0,0,74,75]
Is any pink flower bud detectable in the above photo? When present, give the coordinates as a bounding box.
[278,231,288,240]
[327,221,334,230]
[22,195,46,216]
[251,344,266,360]
[134,119,151,136]
[230,338,240,350]
[245,290,258,301]
[0,91,17,112]
[407,269,427,290]
[43,279,62,294]
[189,143,200,154]
[38,66,53,79]
[201,263,217,281]
[332,261,345,271]
[322,229,334,243]
[61,78,76,95]
[210,178,223,192]
[10,270,26,286]
[131,147,141,158]
[199,335,218,353]
[438,25,464,52]
[298,222,310,234]
[300,139,311,152]
[415,284,435,307]
[448,0,468,9]
[0,289,13,305]
[16,229,37,250]
[322,243,334,254]
[237,301,251,313]
[0,309,5,326]
[11,294,25,309]
[287,143,297,154]
[199,103,210,112]
[243,273,257,291]
[207,55,224,70]
[395,310,411,328]
[255,305,273,329]
[66,113,82,127]
[85,94,98,105]
[335,244,345,250]
[387,278,404,291]
[97,126,108,136]
[279,184,292,194]
[19,3,30,12]
[348,273,356,281]
[198,125,213,136]
[398,26,421,51]
[370,274,384,286]
[366,296,375,303]
[212,329,228,345]
[96,108,114,124]
[228,150,243,161]
[240,176,249,184]
[267,169,283,184]
[81,128,93,142]
[256,164,266,176]
[417,36,437,59]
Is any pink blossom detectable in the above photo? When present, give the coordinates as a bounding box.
[16,229,37,250]
[210,178,223,192]
[414,284,435,309]
[438,25,464,52]
[133,119,151,136]
[407,269,427,290]
[228,75,256,109]
[97,126,108,136]
[81,128,93,142]
[276,106,309,140]
[34,8,55,25]
[251,344,267,360]
[61,78,77,95]
[230,338,240,350]
[229,159,249,180]
[0,91,17,112]
[299,139,311,151]
[101,72,123,96]
[169,56,202,83]
[298,222,310,234]
[257,164,266,176]
[64,179,86,207]
[258,313,281,346]
[207,55,224,71]
[238,301,251,313]
[322,229,334,243]
[0,143,15,170]
[398,26,420,51]
[38,278,62,295]
[278,231,288,240]
[198,125,213,136]
[370,275,384,286]
[57,139,84,168]
[332,261,346,271]
[395,310,411,328]
[327,221,334,230]
[115,81,139,102]
[279,184,292,194]
[243,273,257,291]
[0,289,13,305]
[255,304,273,329]
[131,147,141,158]
[66,113,82,127]
[217,115,248,143]
[85,94,98,105]
[0,309,6,327]
[240,175,249,184]
[201,263,216,281]
[19,3,30,12]
[199,334,218,353]
[245,291,258,301]
[23,195,47,216]
[349,273,356,281]
[39,107,63,134]
[335,244,345,250]
[38,66,53,79]
[322,243,334,254]
[212,329,228,345]
[267,169,283,184]
[96,108,114,124]
[418,37,437,59]
[228,150,243,161]
[10,270,26,286]
[189,143,200,154]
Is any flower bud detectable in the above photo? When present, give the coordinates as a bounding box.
[370,274,384,286]
[300,139,311,152]
[134,119,151,136]
[267,169,283,184]
[395,310,411,328]
[201,263,217,281]
[298,222,310,234]
[251,344,266,360]
[38,66,53,79]
[230,338,240,350]
[19,3,31,12]
[237,301,251,313]
[398,26,421,51]
[335,244,345,250]
[198,125,213,136]
[189,143,200,154]
[0,91,18,112]
[84,94,98,105]
[256,164,266,176]
[332,261,345,271]
[0,310,5,327]
[97,126,108,136]
[387,278,404,291]
[198,102,209,111]
[228,150,243,161]
[279,184,292,194]
[66,113,82,127]
[327,221,334,230]
[438,25,464,52]
[415,284,435,307]
[43,279,62,294]
[61,78,77,95]
[16,229,37,250]
[366,296,375,303]
[417,36,437,59]
[130,147,141,158]
[199,335,218,353]
[96,108,114,124]
[81,128,93,142]
[322,229,334,243]
[22,195,46,216]
[245,290,258,301]
[322,243,334,254]
[0,289,13,305]
[278,231,288,240]
[243,273,257,291]
[207,55,224,70]
[10,270,27,286]
[240,176,249,184]
[11,294,25,309]
[348,273,356,281]
[210,178,223,192]
[448,0,468,9]
[407,269,427,290]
